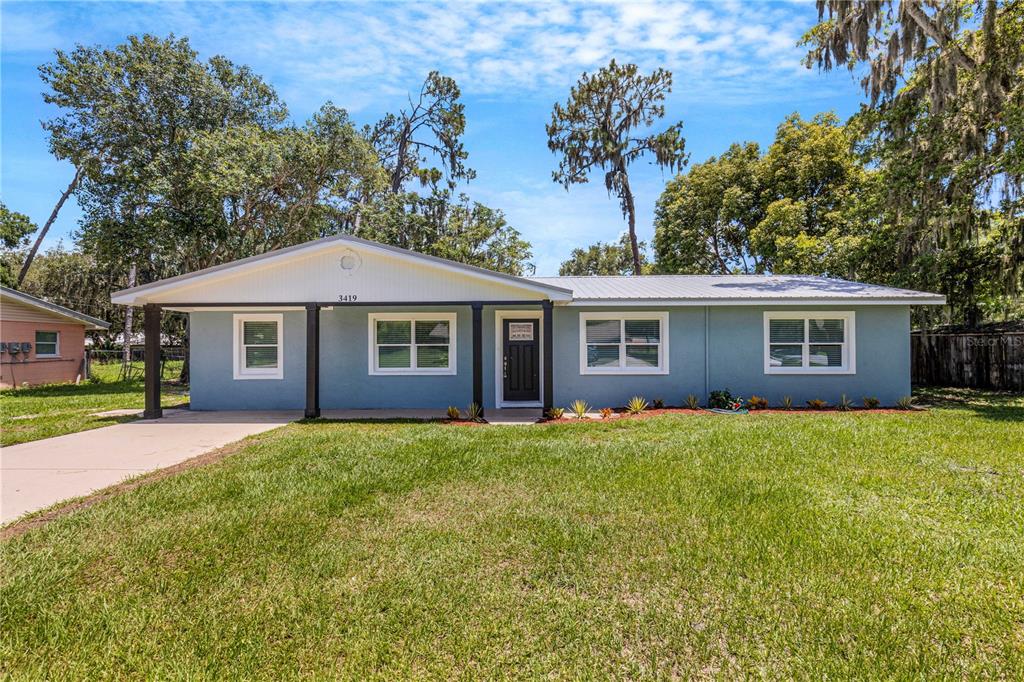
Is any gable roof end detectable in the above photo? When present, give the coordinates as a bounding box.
[1,286,111,329]
[111,234,572,305]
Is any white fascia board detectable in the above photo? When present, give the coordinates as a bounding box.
[566,297,947,307]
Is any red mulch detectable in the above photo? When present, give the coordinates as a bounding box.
[537,405,923,423]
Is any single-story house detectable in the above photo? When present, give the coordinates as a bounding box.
[110,235,945,418]
[1,285,110,387]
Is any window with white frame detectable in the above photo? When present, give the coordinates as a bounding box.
[35,331,59,356]
[764,311,855,374]
[579,312,669,374]
[233,313,283,380]
[369,313,456,375]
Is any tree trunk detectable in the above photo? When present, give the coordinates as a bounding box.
[121,263,137,380]
[179,314,190,385]
[620,172,642,275]
[17,168,82,286]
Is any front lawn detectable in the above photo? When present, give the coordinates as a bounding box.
[0,363,187,446]
[2,396,1021,677]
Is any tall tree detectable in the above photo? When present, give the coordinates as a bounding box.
[0,204,37,287]
[655,113,871,278]
[803,0,1024,323]
[365,71,475,195]
[547,60,687,274]
[559,234,648,276]
[356,190,534,276]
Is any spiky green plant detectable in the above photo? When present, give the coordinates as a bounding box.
[569,400,591,419]
[896,395,916,410]
[685,394,700,410]
[837,394,854,411]
[781,395,793,410]
[626,396,648,414]
[446,405,461,420]
[466,402,484,422]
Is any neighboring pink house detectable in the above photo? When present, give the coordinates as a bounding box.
[0,286,109,388]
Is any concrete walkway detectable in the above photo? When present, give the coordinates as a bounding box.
[1,410,297,524]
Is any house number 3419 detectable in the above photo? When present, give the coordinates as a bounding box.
[338,294,358,302]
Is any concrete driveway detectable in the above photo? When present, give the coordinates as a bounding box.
[1,410,297,524]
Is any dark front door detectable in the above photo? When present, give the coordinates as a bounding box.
[503,319,540,402]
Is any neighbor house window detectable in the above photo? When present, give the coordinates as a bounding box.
[368,313,456,375]
[579,312,669,375]
[763,311,855,374]
[233,313,283,380]
[35,331,59,357]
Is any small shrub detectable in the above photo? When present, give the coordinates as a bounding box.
[837,394,854,411]
[862,396,880,409]
[747,395,768,410]
[569,399,591,419]
[652,398,665,409]
[781,395,793,410]
[546,406,565,420]
[600,407,614,419]
[685,394,701,410]
[708,389,735,410]
[446,405,461,420]
[626,396,648,414]
[896,395,916,410]
[806,399,829,410]
[466,402,484,422]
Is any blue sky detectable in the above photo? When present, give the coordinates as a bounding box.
[1,0,867,275]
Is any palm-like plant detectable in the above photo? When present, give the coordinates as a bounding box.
[569,400,591,419]
[626,396,649,414]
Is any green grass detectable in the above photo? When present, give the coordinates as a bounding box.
[2,394,1022,678]
[0,361,187,446]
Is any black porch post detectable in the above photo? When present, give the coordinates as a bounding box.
[542,300,553,413]
[305,303,321,419]
[472,303,483,417]
[143,303,162,419]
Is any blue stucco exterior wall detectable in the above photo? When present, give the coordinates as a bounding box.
[705,304,911,405]
[187,304,912,410]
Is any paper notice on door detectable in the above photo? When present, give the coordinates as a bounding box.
[508,322,534,341]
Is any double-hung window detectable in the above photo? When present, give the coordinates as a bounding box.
[764,311,855,374]
[579,312,669,375]
[233,313,283,379]
[369,313,456,375]
[34,331,59,357]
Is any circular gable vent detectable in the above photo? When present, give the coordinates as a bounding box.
[338,248,362,275]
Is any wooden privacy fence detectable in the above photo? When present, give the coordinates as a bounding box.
[912,331,1024,390]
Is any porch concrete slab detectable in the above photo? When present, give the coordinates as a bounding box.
[487,408,543,425]
[319,408,445,421]
[1,409,297,524]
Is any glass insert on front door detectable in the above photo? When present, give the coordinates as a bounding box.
[508,322,534,341]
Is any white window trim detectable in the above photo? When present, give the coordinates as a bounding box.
[579,311,669,375]
[368,312,457,376]
[494,310,543,407]
[34,330,60,358]
[233,313,284,380]
[763,311,856,375]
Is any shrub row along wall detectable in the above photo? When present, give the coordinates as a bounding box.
[911,332,1024,390]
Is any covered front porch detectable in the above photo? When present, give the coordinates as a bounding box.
[140,299,555,420]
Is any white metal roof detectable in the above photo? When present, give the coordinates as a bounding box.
[1,286,111,328]
[529,275,945,306]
